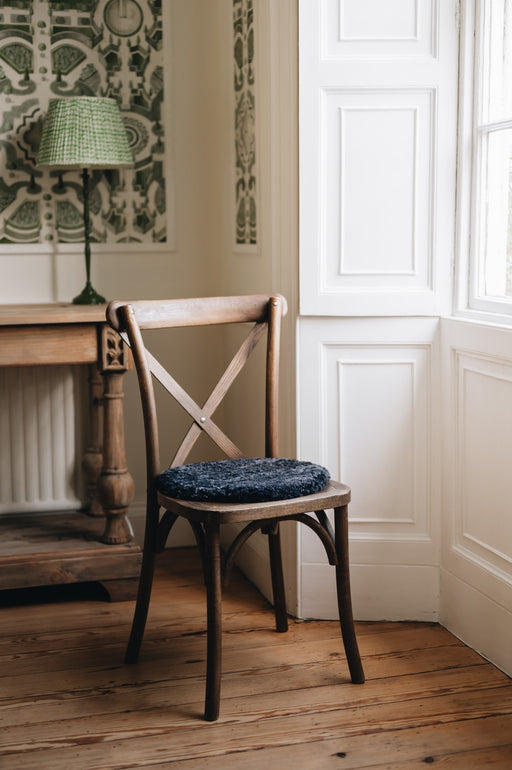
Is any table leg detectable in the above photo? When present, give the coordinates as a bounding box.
[82,364,104,516]
[96,327,135,545]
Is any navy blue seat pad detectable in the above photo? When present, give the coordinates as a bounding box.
[156,457,330,504]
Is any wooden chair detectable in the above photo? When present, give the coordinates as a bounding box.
[106,294,364,721]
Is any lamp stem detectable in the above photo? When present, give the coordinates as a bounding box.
[73,167,105,304]
[83,168,92,284]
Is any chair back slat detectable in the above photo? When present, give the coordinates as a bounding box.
[107,294,283,331]
[265,298,282,457]
[119,310,161,484]
[108,295,287,474]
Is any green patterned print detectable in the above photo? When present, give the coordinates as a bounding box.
[233,0,257,246]
[0,0,166,244]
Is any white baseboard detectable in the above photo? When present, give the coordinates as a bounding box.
[301,562,440,622]
[440,568,512,677]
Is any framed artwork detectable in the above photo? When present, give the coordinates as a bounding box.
[0,0,172,247]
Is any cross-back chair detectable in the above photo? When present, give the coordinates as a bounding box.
[106,293,364,721]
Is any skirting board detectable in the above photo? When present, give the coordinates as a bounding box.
[301,563,440,622]
[440,568,512,678]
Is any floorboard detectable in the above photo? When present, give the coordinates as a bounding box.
[1,547,511,769]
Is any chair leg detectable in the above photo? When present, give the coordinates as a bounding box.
[189,521,207,586]
[125,500,160,664]
[204,520,223,721]
[125,546,156,664]
[334,505,365,684]
[267,524,288,633]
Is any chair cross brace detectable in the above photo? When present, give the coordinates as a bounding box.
[120,320,267,466]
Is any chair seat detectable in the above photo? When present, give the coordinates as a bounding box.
[156,457,330,503]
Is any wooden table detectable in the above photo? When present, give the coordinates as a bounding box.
[0,304,141,600]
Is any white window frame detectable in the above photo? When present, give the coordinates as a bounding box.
[456,0,512,323]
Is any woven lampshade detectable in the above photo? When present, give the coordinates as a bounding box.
[37,97,133,169]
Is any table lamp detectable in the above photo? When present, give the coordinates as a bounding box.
[37,97,134,304]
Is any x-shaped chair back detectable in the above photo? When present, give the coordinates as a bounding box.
[107,294,285,479]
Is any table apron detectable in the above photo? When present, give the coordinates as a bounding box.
[0,324,99,366]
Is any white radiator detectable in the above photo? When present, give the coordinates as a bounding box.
[0,366,86,513]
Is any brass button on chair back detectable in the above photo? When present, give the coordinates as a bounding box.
[106,294,364,721]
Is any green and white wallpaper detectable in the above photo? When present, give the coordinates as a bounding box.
[0,0,166,245]
[233,0,257,247]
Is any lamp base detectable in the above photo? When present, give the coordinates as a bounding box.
[72,282,106,305]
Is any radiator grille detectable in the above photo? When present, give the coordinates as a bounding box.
[0,366,85,512]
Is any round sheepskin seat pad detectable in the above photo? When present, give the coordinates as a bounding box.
[156,457,330,504]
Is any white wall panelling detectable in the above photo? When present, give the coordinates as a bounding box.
[441,318,512,674]
[297,0,458,624]
[297,0,512,673]
[299,0,458,316]
[298,317,441,620]
[322,0,437,60]
[454,355,512,576]
[322,89,434,291]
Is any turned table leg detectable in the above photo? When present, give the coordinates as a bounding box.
[96,326,135,545]
[82,363,104,516]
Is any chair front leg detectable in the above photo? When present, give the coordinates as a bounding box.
[266,522,288,633]
[125,500,159,664]
[334,505,365,684]
[204,519,223,721]
[125,546,155,663]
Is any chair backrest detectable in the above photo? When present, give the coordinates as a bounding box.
[106,294,288,483]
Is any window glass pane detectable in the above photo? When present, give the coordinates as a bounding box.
[478,128,512,297]
[480,0,512,123]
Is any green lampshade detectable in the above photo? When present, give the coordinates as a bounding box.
[37,96,133,169]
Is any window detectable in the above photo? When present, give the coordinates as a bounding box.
[465,0,512,315]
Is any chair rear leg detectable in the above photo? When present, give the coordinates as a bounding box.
[204,520,223,721]
[125,547,156,664]
[334,505,365,684]
[265,523,288,632]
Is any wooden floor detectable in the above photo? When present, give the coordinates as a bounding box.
[1,549,512,769]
